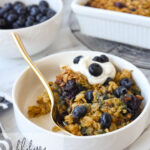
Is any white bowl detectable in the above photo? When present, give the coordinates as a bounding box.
[0,0,63,58]
[13,50,150,150]
[71,0,150,49]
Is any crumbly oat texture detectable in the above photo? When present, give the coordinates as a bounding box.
[86,0,150,17]
[28,66,143,136]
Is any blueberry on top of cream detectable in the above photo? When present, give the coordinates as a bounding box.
[93,55,109,63]
[88,63,103,77]
[103,77,113,85]
[71,55,116,85]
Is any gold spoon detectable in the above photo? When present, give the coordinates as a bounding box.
[11,32,73,136]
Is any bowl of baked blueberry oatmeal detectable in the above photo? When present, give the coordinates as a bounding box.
[0,0,63,58]
[13,50,150,150]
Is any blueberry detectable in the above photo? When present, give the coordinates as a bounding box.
[0,8,7,17]
[39,5,48,15]
[99,55,109,63]
[125,96,142,119]
[14,1,24,6]
[92,56,102,62]
[0,8,3,17]
[16,6,26,15]
[114,2,126,8]
[47,8,56,18]
[85,91,93,103]
[39,1,49,8]
[103,77,113,85]
[120,78,132,89]
[25,16,34,27]
[9,9,16,14]
[130,8,136,12]
[36,13,43,22]
[16,16,26,26]
[72,105,87,119]
[114,86,128,98]
[62,80,80,99]
[39,16,48,23]
[0,96,5,102]
[93,55,109,63]
[7,13,18,23]
[13,2,24,8]
[0,18,7,27]
[88,63,103,77]
[4,3,13,11]
[13,1,25,11]
[100,113,112,129]
[27,5,33,12]
[73,56,83,64]
[27,16,35,21]
[19,15,26,21]
[12,22,20,29]
[3,12,9,19]
[64,80,77,91]
[3,9,16,19]
[30,6,40,16]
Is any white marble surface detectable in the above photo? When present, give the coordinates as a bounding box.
[1,0,150,149]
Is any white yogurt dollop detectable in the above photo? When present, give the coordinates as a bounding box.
[70,56,116,85]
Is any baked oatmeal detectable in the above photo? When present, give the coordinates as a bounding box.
[86,0,150,17]
[28,54,143,136]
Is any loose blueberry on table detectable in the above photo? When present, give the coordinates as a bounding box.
[0,0,56,29]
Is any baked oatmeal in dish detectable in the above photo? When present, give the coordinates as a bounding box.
[86,0,150,17]
[28,54,143,136]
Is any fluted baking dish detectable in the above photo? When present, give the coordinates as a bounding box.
[71,0,150,49]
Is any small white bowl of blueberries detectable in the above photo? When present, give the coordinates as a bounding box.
[0,0,63,58]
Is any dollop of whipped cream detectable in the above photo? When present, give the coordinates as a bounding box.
[70,56,116,85]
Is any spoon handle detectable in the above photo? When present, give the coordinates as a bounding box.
[11,32,73,136]
[11,32,54,107]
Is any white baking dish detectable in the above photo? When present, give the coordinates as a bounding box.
[71,0,150,49]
